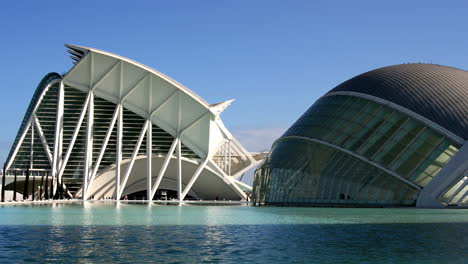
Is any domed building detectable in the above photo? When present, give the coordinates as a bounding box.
[253,64,468,208]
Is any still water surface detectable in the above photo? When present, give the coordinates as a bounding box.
[0,203,467,263]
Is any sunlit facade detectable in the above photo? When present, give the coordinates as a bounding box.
[2,45,262,201]
[253,64,468,208]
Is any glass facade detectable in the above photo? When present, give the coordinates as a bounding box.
[253,139,418,205]
[6,72,62,165]
[10,82,59,171]
[253,95,461,206]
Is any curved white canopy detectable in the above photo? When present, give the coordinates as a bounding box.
[3,44,262,202]
[63,44,248,161]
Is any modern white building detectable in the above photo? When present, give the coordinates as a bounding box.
[2,45,263,201]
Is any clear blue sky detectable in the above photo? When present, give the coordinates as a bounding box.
[1,0,468,171]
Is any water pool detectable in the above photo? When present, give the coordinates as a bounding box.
[0,203,467,263]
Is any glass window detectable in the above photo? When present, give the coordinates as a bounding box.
[253,138,419,206]
[279,94,461,191]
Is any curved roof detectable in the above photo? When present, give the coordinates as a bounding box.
[327,63,468,140]
[6,72,61,165]
[61,44,255,165]
[62,44,218,159]
[65,44,210,108]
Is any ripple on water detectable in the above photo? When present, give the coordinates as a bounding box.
[0,204,466,263]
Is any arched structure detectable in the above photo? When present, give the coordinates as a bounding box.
[3,45,263,201]
[253,64,468,208]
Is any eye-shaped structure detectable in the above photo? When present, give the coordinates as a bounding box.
[3,45,263,201]
[253,63,468,208]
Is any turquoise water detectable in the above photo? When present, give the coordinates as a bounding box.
[1,202,468,225]
[0,203,467,263]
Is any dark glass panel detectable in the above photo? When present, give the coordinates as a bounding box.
[253,138,419,206]
[280,94,460,190]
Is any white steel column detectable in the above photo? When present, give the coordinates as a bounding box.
[118,120,148,198]
[225,142,228,171]
[5,122,31,170]
[83,91,94,200]
[116,104,123,200]
[57,94,91,182]
[33,116,53,166]
[52,81,64,190]
[177,93,182,201]
[180,157,209,200]
[5,79,60,171]
[85,105,120,199]
[228,139,232,176]
[146,77,153,201]
[151,138,179,198]
[115,61,123,200]
[177,140,182,201]
[146,123,152,200]
[149,110,206,199]
[30,125,34,169]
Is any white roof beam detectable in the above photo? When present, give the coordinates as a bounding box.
[91,60,121,89]
[149,90,179,117]
[121,72,150,102]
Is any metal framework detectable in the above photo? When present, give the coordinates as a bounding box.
[254,91,468,208]
[2,45,264,201]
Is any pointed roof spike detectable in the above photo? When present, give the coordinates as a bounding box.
[210,99,235,115]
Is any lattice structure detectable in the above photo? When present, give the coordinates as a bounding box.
[4,45,263,201]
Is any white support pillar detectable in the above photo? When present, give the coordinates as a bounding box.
[118,120,148,198]
[30,124,34,170]
[177,93,182,201]
[177,140,182,201]
[57,94,91,182]
[5,79,61,171]
[33,116,54,167]
[151,137,179,198]
[149,108,203,199]
[85,105,120,199]
[52,81,64,187]
[115,60,123,201]
[83,91,94,200]
[57,84,64,174]
[146,123,152,201]
[146,76,153,201]
[223,141,228,172]
[5,121,31,171]
[180,157,209,200]
[228,139,232,176]
[115,104,123,200]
